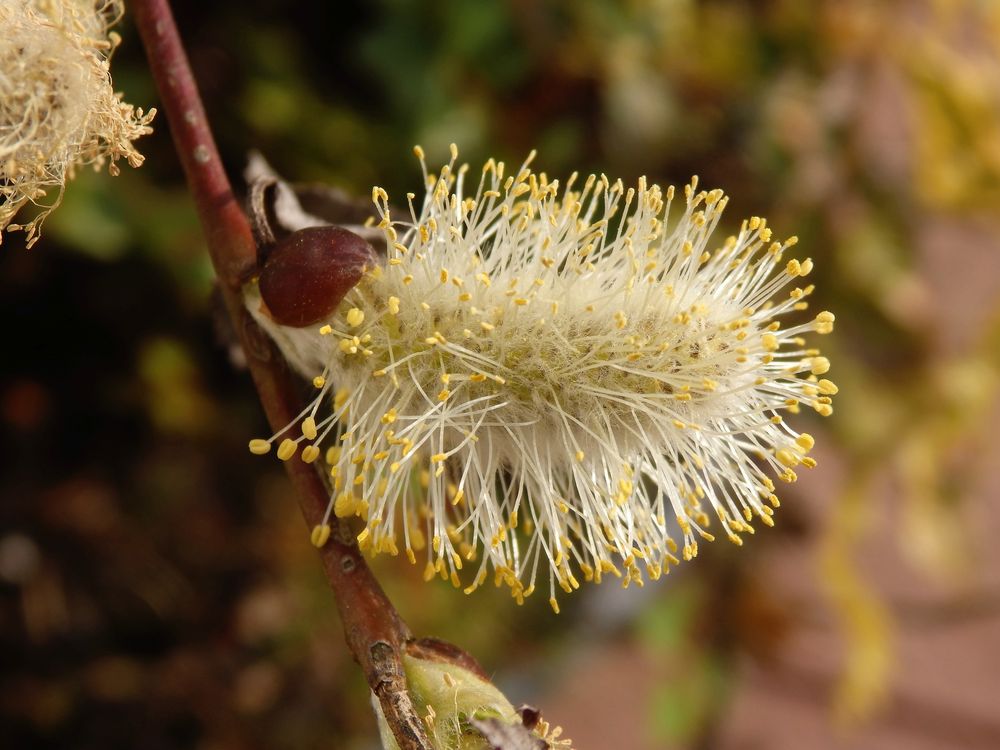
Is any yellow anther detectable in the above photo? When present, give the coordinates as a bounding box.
[785,259,801,276]
[312,376,326,389]
[310,524,332,548]
[810,356,831,375]
[301,416,318,440]
[779,469,798,483]
[814,311,835,334]
[437,389,451,401]
[381,408,397,425]
[346,308,365,327]
[775,448,800,468]
[817,378,838,395]
[332,490,353,517]
[387,296,400,315]
[575,450,585,462]
[549,597,560,614]
[761,333,779,351]
[480,321,495,331]
[248,439,271,455]
[301,445,320,464]
[795,433,815,452]
[600,559,623,577]
[814,402,834,417]
[431,453,447,463]
[277,438,298,461]
[319,325,333,335]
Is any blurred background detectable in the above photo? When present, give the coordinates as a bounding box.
[2,0,1000,747]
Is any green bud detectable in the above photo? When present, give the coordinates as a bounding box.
[374,651,520,750]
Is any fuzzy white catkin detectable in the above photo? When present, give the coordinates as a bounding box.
[247,147,837,612]
[0,0,154,247]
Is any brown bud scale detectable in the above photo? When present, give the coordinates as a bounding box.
[258,226,378,327]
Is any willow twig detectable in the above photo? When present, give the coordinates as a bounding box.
[130,2,432,746]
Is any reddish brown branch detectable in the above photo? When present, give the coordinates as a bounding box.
[130,1,431,747]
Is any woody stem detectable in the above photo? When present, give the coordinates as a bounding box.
[130,1,432,747]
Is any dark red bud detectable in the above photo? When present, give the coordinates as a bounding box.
[258,226,378,327]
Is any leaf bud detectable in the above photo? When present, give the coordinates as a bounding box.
[258,226,378,327]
